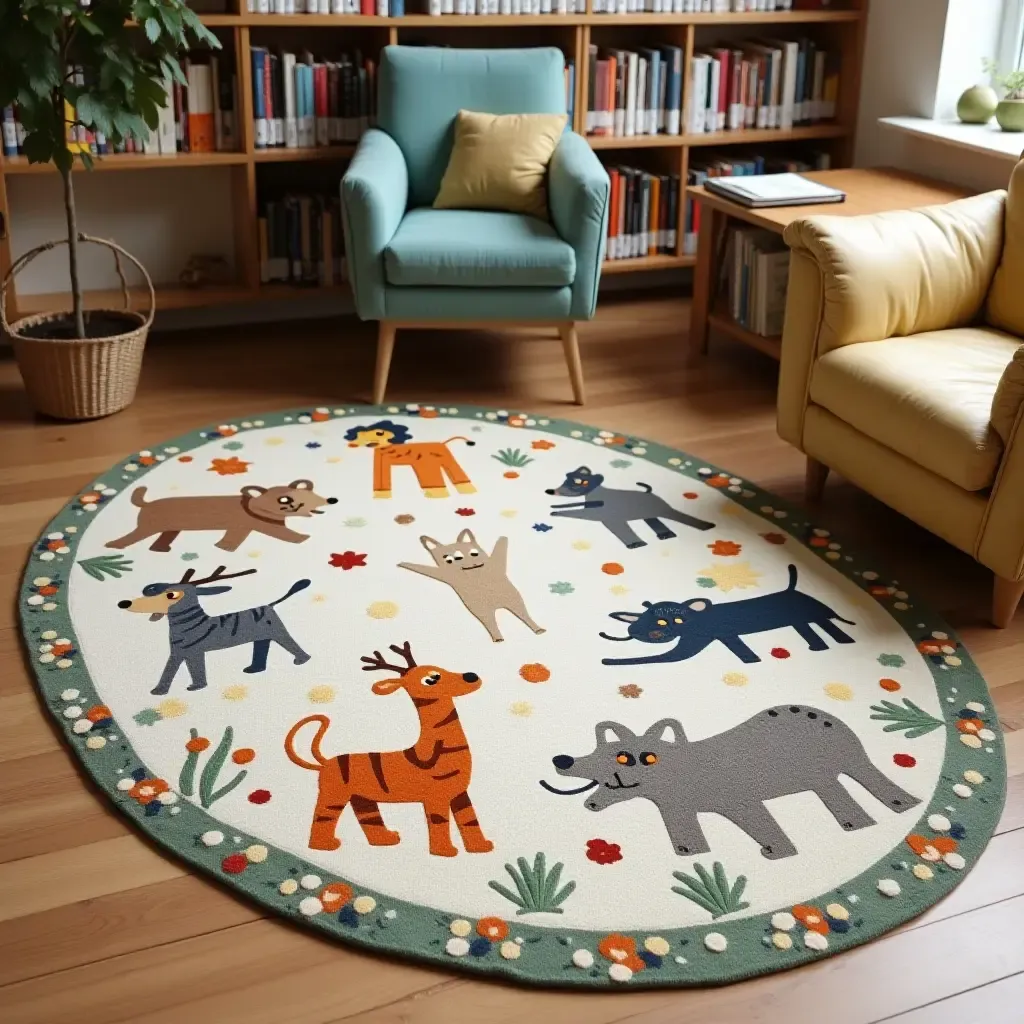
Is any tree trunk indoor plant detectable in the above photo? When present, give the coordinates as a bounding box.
[0,0,218,419]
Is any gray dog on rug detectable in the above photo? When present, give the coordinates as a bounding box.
[541,706,920,859]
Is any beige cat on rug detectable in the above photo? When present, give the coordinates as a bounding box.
[399,530,545,643]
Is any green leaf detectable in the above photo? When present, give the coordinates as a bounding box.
[487,881,525,909]
[144,17,160,43]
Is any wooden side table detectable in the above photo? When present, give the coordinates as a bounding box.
[687,168,970,362]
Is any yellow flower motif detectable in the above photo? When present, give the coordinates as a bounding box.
[264,437,285,446]
[772,932,793,950]
[609,584,630,596]
[719,502,744,518]
[353,895,376,914]
[722,672,749,687]
[499,509,518,518]
[509,701,533,717]
[500,940,522,960]
[449,919,472,937]
[247,550,261,559]
[222,684,249,702]
[912,864,934,880]
[279,879,299,895]
[157,698,188,719]
[308,685,336,704]
[644,936,670,956]
[572,539,592,551]
[326,456,342,464]
[367,600,399,619]
[310,593,328,604]
[696,561,762,593]
[824,682,853,702]
[825,903,848,921]
[245,844,268,863]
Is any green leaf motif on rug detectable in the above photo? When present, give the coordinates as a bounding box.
[78,554,133,580]
[488,853,576,916]
[671,861,750,919]
[492,448,534,469]
[179,726,249,807]
[869,698,944,739]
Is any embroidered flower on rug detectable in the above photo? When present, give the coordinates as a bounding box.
[394,514,415,525]
[455,508,476,517]
[602,562,624,575]
[707,540,742,556]
[586,839,623,865]
[509,701,533,717]
[329,551,367,570]
[695,561,762,593]
[618,684,642,699]
[597,933,643,971]
[531,439,556,450]
[208,456,250,476]
[548,581,574,595]
[532,523,553,532]
[222,441,244,451]
[129,778,170,805]
[761,532,786,544]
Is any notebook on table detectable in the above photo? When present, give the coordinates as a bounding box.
[703,173,847,209]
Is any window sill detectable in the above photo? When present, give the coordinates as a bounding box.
[879,117,1024,162]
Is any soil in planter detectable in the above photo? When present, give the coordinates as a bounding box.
[18,311,142,341]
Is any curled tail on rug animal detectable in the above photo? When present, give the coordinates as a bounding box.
[600,564,857,666]
[540,705,920,859]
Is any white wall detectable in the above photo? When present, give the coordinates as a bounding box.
[856,0,1017,193]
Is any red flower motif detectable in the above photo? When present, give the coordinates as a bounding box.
[455,508,476,517]
[329,551,367,570]
[708,540,741,556]
[178,456,193,463]
[682,492,699,499]
[893,753,916,768]
[771,647,790,659]
[248,789,272,804]
[586,838,623,865]
[221,853,248,874]
[208,456,250,476]
[761,532,786,545]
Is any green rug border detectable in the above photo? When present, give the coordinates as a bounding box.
[19,402,1007,989]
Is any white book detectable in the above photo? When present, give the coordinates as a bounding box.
[285,0,294,11]
[772,40,798,131]
[306,0,316,10]
[689,55,707,134]
[511,0,521,12]
[705,57,719,133]
[378,0,388,11]
[283,54,298,148]
[257,0,269,12]
[624,52,637,136]
[635,58,646,139]
[455,0,466,11]
[429,0,441,12]
[318,0,328,11]
[331,0,344,10]
[443,0,453,12]
[157,78,176,155]
[500,0,511,10]
[812,49,826,122]
[556,0,567,11]
[272,0,285,11]
[541,0,551,11]
[247,0,254,10]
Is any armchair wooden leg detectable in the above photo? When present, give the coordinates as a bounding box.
[558,322,586,405]
[992,575,1024,628]
[806,456,830,503]
[372,321,396,405]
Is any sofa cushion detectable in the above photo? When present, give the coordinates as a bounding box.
[987,159,1024,338]
[991,346,1024,444]
[809,328,1021,492]
[384,208,576,288]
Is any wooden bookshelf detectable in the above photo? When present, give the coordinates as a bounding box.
[0,1,868,320]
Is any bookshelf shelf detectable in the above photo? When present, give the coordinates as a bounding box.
[0,1,868,320]
[708,304,781,359]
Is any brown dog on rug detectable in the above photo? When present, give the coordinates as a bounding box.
[105,479,337,553]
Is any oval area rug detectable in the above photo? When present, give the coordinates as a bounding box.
[21,403,1005,987]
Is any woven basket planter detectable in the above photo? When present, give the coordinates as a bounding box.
[2,234,155,420]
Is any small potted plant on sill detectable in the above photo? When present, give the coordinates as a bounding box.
[0,1,219,419]
[984,58,1024,133]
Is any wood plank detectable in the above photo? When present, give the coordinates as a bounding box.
[880,971,1024,1024]
[0,153,247,175]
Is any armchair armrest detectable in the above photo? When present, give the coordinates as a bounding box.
[777,190,1006,449]
[549,131,610,320]
[340,129,409,320]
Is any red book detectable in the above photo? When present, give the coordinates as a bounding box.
[263,53,274,143]
[361,0,373,13]
[712,48,730,132]
[314,63,328,146]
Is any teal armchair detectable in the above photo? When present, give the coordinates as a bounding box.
[341,46,610,404]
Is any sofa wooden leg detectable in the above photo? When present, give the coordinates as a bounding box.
[372,321,396,405]
[806,456,830,502]
[992,575,1024,628]
[558,322,586,405]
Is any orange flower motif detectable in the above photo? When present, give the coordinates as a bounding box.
[86,704,112,722]
[869,585,893,597]
[186,736,211,753]
[476,917,509,941]
[319,881,354,907]
[809,537,830,548]
[531,439,556,450]
[37,585,59,596]
[601,562,624,575]
[705,474,730,488]
[879,678,901,692]
[209,456,250,476]
[708,540,741,556]
[217,425,238,436]
[508,416,527,427]
[906,834,958,861]
[956,718,983,734]
[418,408,440,419]
[504,471,520,480]
[597,934,645,972]
[791,905,829,934]
[129,778,169,805]
[138,455,156,466]
[178,456,193,463]
[232,748,256,764]
[79,492,101,504]
[519,663,551,684]
[311,410,330,422]
[51,642,74,656]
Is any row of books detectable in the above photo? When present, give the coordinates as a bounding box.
[244,0,586,10]
[1,59,237,158]
[605,167,680,261]
[726,227,791,336]
[682,150,829,253]
[251,49,375,149]
[259,194,347,286]
[586,46,684,137]
[594,0,793,10]
[688,39,839,134]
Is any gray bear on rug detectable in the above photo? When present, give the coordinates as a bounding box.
[541,706,921,859]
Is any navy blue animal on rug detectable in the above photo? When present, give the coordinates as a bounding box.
[600,564,856,666]
[545,466,714,549]
[117,565,311,694]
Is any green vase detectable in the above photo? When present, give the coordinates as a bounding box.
[957,84,998,124]
[995,99,1024,132]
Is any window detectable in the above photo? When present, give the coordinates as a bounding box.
[1001,0,1024,71]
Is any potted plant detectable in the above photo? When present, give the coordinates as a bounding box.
[984,58,1024,133]
[0,1,219,419]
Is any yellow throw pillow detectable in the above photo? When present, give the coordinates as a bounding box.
[434,110,568,221]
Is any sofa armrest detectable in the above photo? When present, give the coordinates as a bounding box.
[340,129,409,320]
[782,190,1007,354]
[549,131,610,320]
[979,384,1024,583]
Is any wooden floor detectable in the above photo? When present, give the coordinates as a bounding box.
[1,295,1022,1024]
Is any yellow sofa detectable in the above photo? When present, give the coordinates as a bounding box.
[778,159,1024,627]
